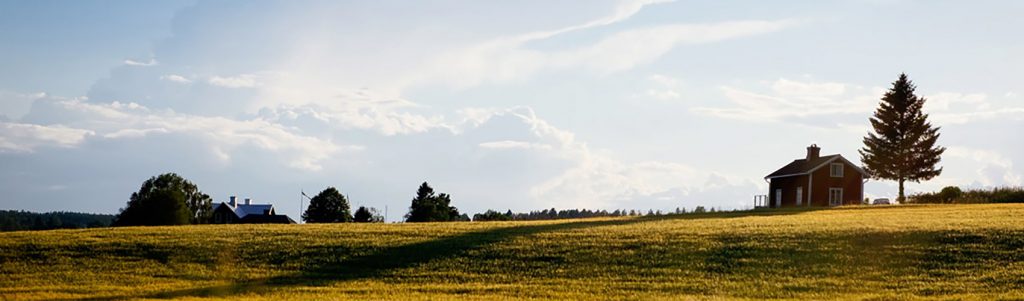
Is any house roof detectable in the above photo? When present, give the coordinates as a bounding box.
[215,202,275,219]
[235,204,273,217]
[765,154,869,179]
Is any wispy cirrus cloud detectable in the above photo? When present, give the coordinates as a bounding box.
[692,78,879,126]
[415,19,801,89]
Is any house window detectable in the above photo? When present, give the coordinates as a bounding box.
[829,188,843,206]
[796,187,803,206]
[830,163,844,177]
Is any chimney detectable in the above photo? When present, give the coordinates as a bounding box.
[806,144,820,160]
[229,196,237,207]
[244,198,251,205]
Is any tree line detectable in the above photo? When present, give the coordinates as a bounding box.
[0,210,114,231]
[110,173,470,225]
[303,182,469,223]
[472,206,721,221]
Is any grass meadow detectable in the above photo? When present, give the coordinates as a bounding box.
[2,204,1023,300]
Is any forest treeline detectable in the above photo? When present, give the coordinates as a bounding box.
[472,206,717,221]
[909,186,1024,204]
[0,210,114,231]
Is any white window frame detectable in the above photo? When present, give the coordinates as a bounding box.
[829,188,843,206]
[830,163,844,177]
[796,187,802,206]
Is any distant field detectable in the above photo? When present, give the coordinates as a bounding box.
[2,204,1023,300]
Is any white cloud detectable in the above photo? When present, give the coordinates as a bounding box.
[460,107,752,210]
[946,146,1022,187]
[557,20,800,74]
[208,74,259,88]
[771,78,846,98]
[478,140,553,151]
[0,91,48,120]
[22,97,358,171]
[160,74,192,84]
[0,122,94,152]
[412,16,798,89]
[926,92,1024,125]
[645,74,682,100]
[927,92,988,112]
[693,78,879,124]
[123,58,158,67]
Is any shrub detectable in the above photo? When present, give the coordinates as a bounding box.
[909,186,1024,204]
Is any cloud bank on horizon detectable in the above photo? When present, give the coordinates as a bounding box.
[1,0,1022,220]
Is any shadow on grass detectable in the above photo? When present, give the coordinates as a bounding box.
[58,208,820,301]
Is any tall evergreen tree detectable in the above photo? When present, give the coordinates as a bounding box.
[302,187,353,223]
[405,182,462,222]
[860,73,945,202]
[114,173,212,226]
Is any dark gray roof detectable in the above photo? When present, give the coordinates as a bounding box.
[765,155,842,179]
[765,155,868,179]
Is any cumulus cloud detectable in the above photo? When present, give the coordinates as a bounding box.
[21,97,357,171]
[0,91,48,119]
[946,146,1022,187]
[0,122,94,152]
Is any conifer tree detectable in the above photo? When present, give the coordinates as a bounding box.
[860,73,945,202]
[405,182,462,222]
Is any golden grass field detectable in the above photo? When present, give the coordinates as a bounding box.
[2,204,1023,300]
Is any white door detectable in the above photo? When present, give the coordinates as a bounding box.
[829,188,843,206]
[796,187,803,206]
[775,189,782,208]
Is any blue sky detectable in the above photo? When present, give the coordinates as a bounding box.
[1,0,1022,221]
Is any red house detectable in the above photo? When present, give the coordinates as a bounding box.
[764,144,869,208]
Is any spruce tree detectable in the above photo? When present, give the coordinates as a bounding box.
[859,73,945,202]
[405,182,462,222]
[302,187,353,223]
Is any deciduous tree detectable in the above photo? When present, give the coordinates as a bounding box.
[114,173,211,226]
[303,187,353,223]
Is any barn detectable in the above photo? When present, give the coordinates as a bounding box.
[764,144,869,208]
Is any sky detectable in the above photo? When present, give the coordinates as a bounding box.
[1,0,1022,222]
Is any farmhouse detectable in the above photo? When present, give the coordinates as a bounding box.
[212,196,296,224]
[764,144,869,208]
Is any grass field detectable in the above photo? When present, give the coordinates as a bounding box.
[2,204,1023,300]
